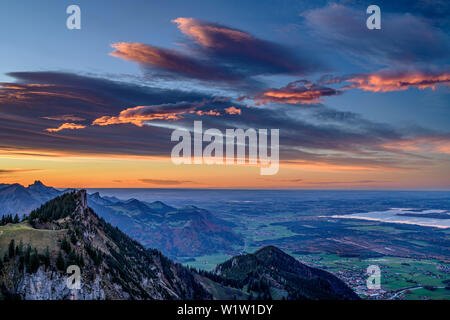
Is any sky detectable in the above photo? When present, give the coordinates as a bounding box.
[0,0,449,189]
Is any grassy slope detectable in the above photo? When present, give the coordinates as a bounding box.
[0,222,66,255]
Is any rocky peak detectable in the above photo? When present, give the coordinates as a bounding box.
[27,180,47,192]
[29,180,45,187]
[78,190,87,209]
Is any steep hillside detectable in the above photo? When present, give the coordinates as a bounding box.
[213,246,360,300]
[0,190,210,300]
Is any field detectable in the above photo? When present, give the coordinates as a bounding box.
[291,253,450,299]
[403,288,449,300]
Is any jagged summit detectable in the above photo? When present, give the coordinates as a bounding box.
[28,180,45,187]
[78,189,87,209]
[27,180,58,193]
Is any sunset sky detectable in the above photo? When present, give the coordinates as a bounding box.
[0,0,449,189]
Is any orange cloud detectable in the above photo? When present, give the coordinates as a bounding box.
[109,42,225,80]
[45,123,86,133]
[92,99,232,127]
[341,69,450,92]
[110,42,178,67]
[172,17,253,49]
[93,105,185,127]
[224,106,242,115]
[253,80,341,105]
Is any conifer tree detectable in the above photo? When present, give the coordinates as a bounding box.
[29,248,40,273]
[43,247,51,268]
[8,239,15,258]
[61,237,71,254]
[56,251,65,271]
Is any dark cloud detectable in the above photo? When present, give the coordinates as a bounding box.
[139,179,195,185]
[110,42,238,81]
[42,115,86,121]
[5,71,210,107]
[0,169,40,175]
[173,17,321,75]
[0,72,217,157]
[302,4,450,66]
[109,18,323,84]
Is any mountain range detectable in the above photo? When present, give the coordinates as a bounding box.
[0,181,61,216]
[88,192,243,258]
[0,181,242,258]
[0,190,359,300]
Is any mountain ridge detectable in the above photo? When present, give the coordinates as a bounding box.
[0,181,63,216]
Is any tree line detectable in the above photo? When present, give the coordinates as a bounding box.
[0,214,20,226]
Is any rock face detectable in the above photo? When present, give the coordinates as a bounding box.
[18,268,105,300]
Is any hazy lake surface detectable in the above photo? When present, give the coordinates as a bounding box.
[331,208,450,229]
